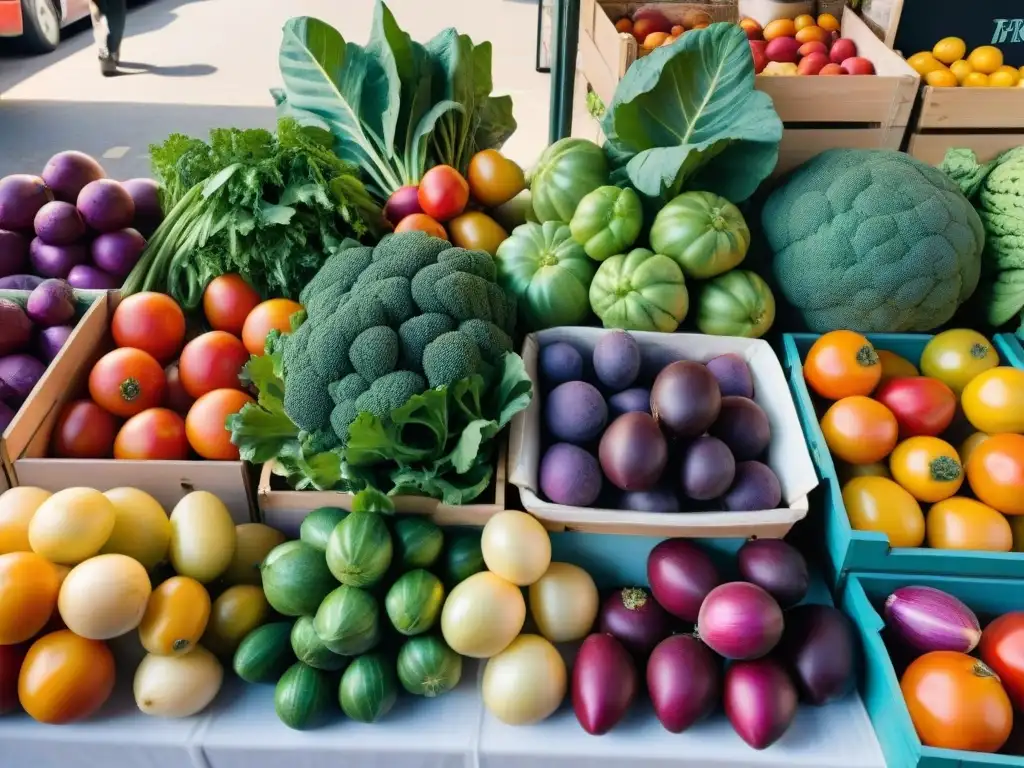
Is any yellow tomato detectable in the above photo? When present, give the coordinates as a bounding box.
[962,367,1024,434]
[927,497,1012,551]
[890,436,964,503]
[932,37,967,65]
[990,70,1018,87]
[842,476,925,547]
[926,69,959,87]
[908,52,946,75]
[0,487,50,554]
[961,432,990,468]
[920,329,999,394]
[968,45,1004,74]
[963,72,990,87]
[817,13,840,32]
[138,576,211,656]
[876,350,919,385]
[950,60,974,83]
[997,65,1021,84]
[202,585,268,658]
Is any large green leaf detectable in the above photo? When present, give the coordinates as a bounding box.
[602,23,781,204]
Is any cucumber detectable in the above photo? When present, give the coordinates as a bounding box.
[394,517,444,569]
[261,540,338,616]
[233,621,295,683]
[291,616,347,671]
[300,507,348,551]
[274,661,335,730]
[339,653,399,723]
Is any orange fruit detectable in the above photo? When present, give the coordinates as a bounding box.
[950,60,973,83]
[968,46,1003,75]
[763,18,796,40]
[926,68,959,87]
[963,72,990,87]
[932,37,967,65]
[18,630,115,724]
[240,298,304,357]
[817,13,840,32]
[794,14,815,31]
[0,552,61,645]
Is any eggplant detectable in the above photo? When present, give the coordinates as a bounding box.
[778,604,856,705]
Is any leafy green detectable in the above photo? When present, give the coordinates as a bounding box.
[601,23,782,205]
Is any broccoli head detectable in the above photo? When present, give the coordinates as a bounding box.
[354,370,428,418]
[349,326,399,381]
[423,331,483,389]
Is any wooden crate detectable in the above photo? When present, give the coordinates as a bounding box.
[906,87,1024,166]
[578,3,920,175]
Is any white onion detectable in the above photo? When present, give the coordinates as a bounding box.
[528,562,598,642]
[483,634,566,725]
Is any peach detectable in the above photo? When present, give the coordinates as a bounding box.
[739,17,763,40]
[765,36,800,64]
[795,25,830,45]
[632,16,670,42]
[670,24,684,36]
[819,63,845,75]
[763,18,797,41]
[841,56,875,75]
[798,41,828,57]
[798,51,830,75]
[615,17,633,34]
[643,31,671,50]
[750,41,769,73]
[829,38,858,64]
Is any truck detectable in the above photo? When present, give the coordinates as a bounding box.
[0,0,92,53]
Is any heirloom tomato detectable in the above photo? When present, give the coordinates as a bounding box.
[804,330,881,399]
[876,350,919,384]
[960,432,990,468]
[920,329,999,394]
[889,436,963,503]
[820,396,898,465]
[961,367,1024,434]
[842,476,924,547]
[467,150,526,208]
[418,165,469,222]
[18,630,115,725]
[185,389,253,460]
[836,461,890,485]
[979,613,1024,711]
[926,497,1011,551]
[874,377,956,438]
[241,299,303,357]
[967,433,1024,516]
[50,400,118,459]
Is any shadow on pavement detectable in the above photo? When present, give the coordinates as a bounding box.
[114,60,217,77]
[0,99,275,178]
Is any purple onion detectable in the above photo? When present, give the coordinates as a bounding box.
[598,587,672,657]
[647,539,721,623]
[0,354,46,401]
[647,634,719,732]
[35,325,74,363]
[737,539,809,608]
[883,586,981,653]
[0,401,13,431]
[0,229,28,277]
[778,604,856,705]
[724,657,798,750]
[697,582,783,660]
[572,633,638,735]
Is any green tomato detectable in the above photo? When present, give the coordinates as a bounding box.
[528,138,609,224]
[495,221,596,330]
[697,269,776,338]
[569,186,643,262]
[649,191,751,279]
[589,248,689,332]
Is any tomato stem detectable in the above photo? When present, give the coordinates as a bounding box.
[973,660,1000,680]
[620,587,649,611]
[929,456,962,482]
[856,345,880,368]
[119,377,142,402]
[970,343,990,360]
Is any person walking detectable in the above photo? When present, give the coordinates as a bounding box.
[89,0,127,76]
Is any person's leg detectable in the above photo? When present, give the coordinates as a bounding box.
[89,0,127,75]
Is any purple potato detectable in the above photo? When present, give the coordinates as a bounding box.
[67,264,118,290]
[680,435,736,501]
[33,201,86,246]
[41,151,106,203]
[723,461,782,512]
[593,330,640,391]
[91,228,146,277]
[35,325,73,363]
[26,279,75,328]
[0,299,32,356]
[540,443,602,506]
[0,230,28,278]
[710,396,771,461]
[651,361,722,439]
[0,274,44,291]
[539,341,583,386]
[0,401,13,431]
[0,354,47,401]
[76,179,134,233]
[599,412,668,492]
[608,387,650,419]
[0,174,53,231]
[120,178,162,236]
[29,238,87,279]
[545,380,607,444]
[706,353,754,398]
[619,486,680,513]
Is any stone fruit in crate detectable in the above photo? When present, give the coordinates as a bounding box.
[643,32,671,52]
[593,330,640,391]
[608,387,650,419]
[829,38,857,65]
[722,461,782,512]
[762,19,796,42]
[762,62,799,76]
[539,341,582,386]
[739,17,762,40]
[798,52,830,76]
[710,397,771,461]
[680,436,735,501]
[795,26,830,45]
[545,381,607,444]
[540,443,602,507]
[819,63,845,75]
[798,41,827,58]
[750,41,768,74]
[631,13,670,44]
[651,361,721,439]
[842,57,876,75]
[705,353,753,399]
[599,412,668,492]
[765,37,800,64]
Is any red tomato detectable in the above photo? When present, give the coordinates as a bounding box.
[185,389,253,460]
[164,362,195,417]
[0,643,27,715]
[88,348,167,418]
[241,299,303,357]
[874,376,957,438]
[417,165,469,222]
[110,292,186,364]
[178,331,249,399]
[50,400,119,459]
[203,274,262,337]
[979,612,1024,711]
[113,408,189,460]
[394,213,448,240]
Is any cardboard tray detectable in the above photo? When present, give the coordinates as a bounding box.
[11,293,255,524]
[783,332,1024,589]
[509,328,818,537]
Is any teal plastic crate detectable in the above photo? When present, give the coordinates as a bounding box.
[782,332,1024,589]
[842,571,1023,768]
[995,333,1024,369]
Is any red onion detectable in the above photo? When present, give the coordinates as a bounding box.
[884,586,981,653]
[778,604,856,705]
[737,539,809,608]
[572,633,637,735]
[599,587,672,657]
[647,539,721,623]
[647,634,719,733]
[697,582,783,660]
[724,657,798,750]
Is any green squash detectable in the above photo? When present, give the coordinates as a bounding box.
[261,541,338,617]
[299,507,348,552]
[385,569,445,636]
[528,138,609,223]
[495,221,596,330]
[233,622,296,684]
[313,585,381,656]
[274,662,335,730]
[589,248,689,332]
[397,635,463,698]
[569,186,643,261]
[650,191,750,279]
[290,615,347,671]
[325,511,393,588]
[697,269,776,338]
[339,653,398,723]
[393,517,444,569]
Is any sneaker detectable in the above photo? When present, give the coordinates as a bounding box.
[98,48,118,77]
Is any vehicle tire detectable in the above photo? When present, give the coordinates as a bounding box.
[19,0,61,54]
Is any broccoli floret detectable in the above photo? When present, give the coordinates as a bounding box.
[349,291,390,329]
[330,401,359,443]
[371,232,449,276]
[422,331,483,389]
[306,311,354,380]
[459,319,513,364]
[437,247,497,282]
[354,370,428,418]
[373,276,415,325]
[435,271,496,323]
[397,313,456,373]
[304,428,341,454]
[349,326,399,381]
[283,361,335,432]
[409,262,450,314]
[329,373,369,405]
[300,244,372,305]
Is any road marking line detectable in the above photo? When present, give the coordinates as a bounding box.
[103,146,130,159]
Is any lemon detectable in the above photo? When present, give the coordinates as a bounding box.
[907,51,945,76]
[29,488,116,565]
[968,45,1003,75]
[926,68,959,87]
[169,491,236,584]
[963,71,990,87]
[989,70,1018,87]
[0,487,51,554]
[950,59,974,84]
[996,65,1020,85]
[932,37,967,65]
[100,488,171,570]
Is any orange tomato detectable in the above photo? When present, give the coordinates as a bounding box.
[203,274,262,337]
[927,497,1012,551]
[114,408,189,460]
[967,433,1024,515]
[88,347,167,418]
[889,436,963,503]
[901,651,1012,752]
[185,389,253,460]
[138,576,211,656]
[876,350,919,384]
[804,330,882,400]
[395,213,448,240]
[18,630,115,725]
[842,476,925,547]
[821,396,899,464]
[110,292,186,364]
[50,399,119,459]
[241,299,304,357]
[962,367,1024,434]
[178,331,250,399]
[961,432,990,468]
[0,552,61,645]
